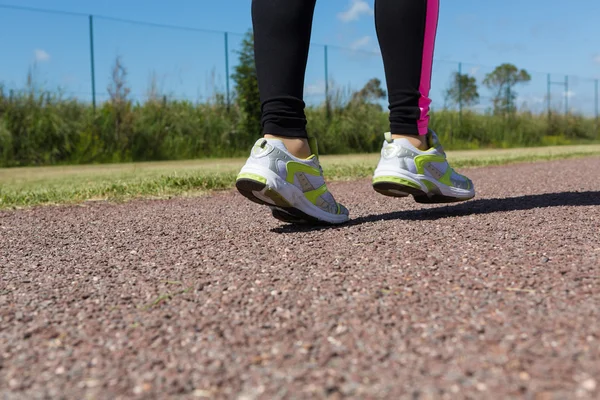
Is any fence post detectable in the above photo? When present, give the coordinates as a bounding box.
[564,75,569,115]
[88,15,96,111]
[324,45,330,117]
[224,32,230,110]
[547,73,551,117]
[458,62,463,128]
[505,85,511,116]
[594,79,600,136]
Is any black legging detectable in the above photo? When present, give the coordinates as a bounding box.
[252,0,439,138]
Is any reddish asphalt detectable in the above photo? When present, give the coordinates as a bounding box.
[1,157,600,399]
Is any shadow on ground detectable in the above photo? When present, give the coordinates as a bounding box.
[272,191,600,234]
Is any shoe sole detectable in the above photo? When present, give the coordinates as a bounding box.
[270,207,311,225]
[373,174,474,204]
[235,177,342,225]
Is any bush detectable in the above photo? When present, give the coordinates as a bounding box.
[0,84,598,168]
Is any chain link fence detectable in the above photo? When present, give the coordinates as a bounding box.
[1,4,598,122]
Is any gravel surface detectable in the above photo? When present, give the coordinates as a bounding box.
[1,157,600,400]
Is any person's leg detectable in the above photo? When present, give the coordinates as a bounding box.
[372,0,475,203]
[236,0,349,225]
[375,0,438,150]
[252,0,316,158]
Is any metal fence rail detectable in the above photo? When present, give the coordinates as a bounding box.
[0,3,598,122]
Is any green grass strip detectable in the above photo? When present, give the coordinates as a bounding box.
[1,147,599,209]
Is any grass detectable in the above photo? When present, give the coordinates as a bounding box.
[1,144,600,209]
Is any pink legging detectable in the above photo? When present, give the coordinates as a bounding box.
[252,0,439,137]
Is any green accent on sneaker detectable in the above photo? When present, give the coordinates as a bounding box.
[286,161,322,184]
[372,176,421,190]
[235,176,291,208]
[422,180,437,191]
[263,188,292,207]
[413,154,446,175]
[304,184,328,205]
[236,173,267,184]
[439,168,454,186]
[253,140,265,150]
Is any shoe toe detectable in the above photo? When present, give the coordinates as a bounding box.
[337,203,350,216]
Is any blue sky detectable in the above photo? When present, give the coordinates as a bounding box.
[1,0,599,114]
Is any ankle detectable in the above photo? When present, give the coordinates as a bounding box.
[391,134,428,151]
[264,134,312,158]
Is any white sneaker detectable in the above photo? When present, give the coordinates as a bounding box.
[236,137,349,224]
[372,131,475,203]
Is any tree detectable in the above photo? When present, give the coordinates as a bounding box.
[444,72,479,109]
[107,56,130,104]
[105,56,133,159]
[351,78,387,104]
[231,31,261,145]
[483,63,531,114]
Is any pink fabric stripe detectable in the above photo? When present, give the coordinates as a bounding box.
[417,0,439,135]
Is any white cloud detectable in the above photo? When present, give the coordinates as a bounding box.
[349,35,371,51]
[565,90,576,99]
[516,94,545,106]
[305,81,326,96]
[469,66,480,76]
[338,0,373,22]
[34,49,50,62]
[593,54,600,66]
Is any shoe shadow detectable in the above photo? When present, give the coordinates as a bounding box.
[271,191,600,234]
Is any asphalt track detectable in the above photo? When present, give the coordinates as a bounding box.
[1,157,600,399]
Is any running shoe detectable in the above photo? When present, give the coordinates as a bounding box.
[372,131,475,203]
[236,137,349,224]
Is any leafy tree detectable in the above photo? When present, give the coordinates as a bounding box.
[483,63,531,114]
[444,72,479,109]
[351,78,387,104]
[231,31,261,145]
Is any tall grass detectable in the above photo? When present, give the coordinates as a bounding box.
[0,85,598,168]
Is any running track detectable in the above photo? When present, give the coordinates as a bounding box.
[1,158,600,399]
